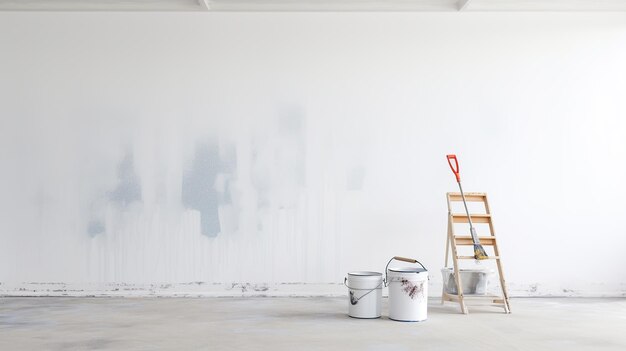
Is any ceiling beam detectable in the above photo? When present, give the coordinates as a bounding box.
[2,0,626,12]
[199,0,210,11]
[457,0,473,11]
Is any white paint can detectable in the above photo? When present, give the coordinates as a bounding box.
[344,272,383,319]
[387,262,428,322]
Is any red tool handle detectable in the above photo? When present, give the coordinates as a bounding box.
[447,154,460,182]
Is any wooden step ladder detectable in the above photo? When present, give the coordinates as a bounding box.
[442,192,511,314]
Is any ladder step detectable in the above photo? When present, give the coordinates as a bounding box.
[454,236,496,245]
[443,293,503,301]
[448,193,486,202]
[451,213,491,223]
[457,255,500,260]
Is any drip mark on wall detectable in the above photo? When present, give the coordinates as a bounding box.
[216,144,236,206]
[182,143,220,237]
[108,151,141,205]
[87,150,141,237]
[277,109,306,188]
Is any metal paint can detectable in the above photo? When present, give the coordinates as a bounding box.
[387,267,429,322]
[344,272,383,319]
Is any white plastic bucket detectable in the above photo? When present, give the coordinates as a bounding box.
[387,266,428,322]
[441,267,493,295]
[345,272,382,319]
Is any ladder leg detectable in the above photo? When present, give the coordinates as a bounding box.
[452,256,467,314]
[442,225,451,305]
[484,194,511,314]
[449,213,467,314]
[495,254,511,313]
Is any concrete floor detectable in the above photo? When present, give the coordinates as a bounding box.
[1,297,625,350]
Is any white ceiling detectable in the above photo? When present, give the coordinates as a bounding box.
[1,0,626,12]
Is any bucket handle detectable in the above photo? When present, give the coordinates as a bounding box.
[343,278,383,305]
[384,256,428,287]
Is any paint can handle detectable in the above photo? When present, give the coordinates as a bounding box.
[344,277,383,305]
[384,256,428,287]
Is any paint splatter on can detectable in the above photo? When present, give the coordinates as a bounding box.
[345,272,383,319]
[387,267,428,322]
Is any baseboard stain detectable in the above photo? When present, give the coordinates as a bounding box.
[1,282,624,298]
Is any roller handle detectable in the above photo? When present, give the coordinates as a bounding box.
[447,154,460,182]
[393,256,417,263]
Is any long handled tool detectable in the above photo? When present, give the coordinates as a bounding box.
[446,154,488,260]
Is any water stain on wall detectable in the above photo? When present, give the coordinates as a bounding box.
[86,150,142,237]
[217,144,236,206]
[259,108,307,208]
[277,110,306,188]
[108,151,142,205]
[347,166,366,191]
[182,142,236,237]
[87,220,105,237]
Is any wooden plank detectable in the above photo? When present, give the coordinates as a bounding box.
[447,201,467,314]
[442,293,506,309]
[448,193,486,202]
[452,213,491,223]
[454,236,496,246]
[457,255,500,260]
[448,192,486,196]
[442,292,460,301]
[442,209,452,305]
[443,293,502,300]
[484,194,511,314]
[463,295,502,300]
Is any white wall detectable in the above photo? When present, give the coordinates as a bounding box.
[1,12,625,297]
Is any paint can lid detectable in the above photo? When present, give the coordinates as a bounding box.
[348,271,382,276]
[388,267,428,273]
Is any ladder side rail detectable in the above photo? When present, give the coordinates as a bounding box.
[484,194,511,313]
[447,197,468,314]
